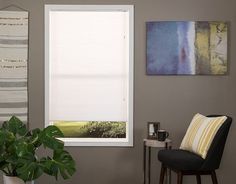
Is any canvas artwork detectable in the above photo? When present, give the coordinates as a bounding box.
[0,11,28,124]
[146,21,228,75]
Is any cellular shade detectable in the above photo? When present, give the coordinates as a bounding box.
[48,11,129,122]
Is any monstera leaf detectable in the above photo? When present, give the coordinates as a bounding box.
[27,128,42,148]
[39,125,64,150]
[0,128,15,146]
[14,139,35,157]
[0,116,76,181]
[16,153,44,181]
[0,130,16,173]
[2,116,27,136]
[41,150,76,180]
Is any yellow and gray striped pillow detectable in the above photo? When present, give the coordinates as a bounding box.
[180,113,227,159]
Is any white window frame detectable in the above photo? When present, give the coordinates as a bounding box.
[44,5,134,146]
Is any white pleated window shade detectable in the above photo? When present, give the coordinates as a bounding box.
[49,11,130,122]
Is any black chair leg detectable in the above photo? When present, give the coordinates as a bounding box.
[196,174,201,184]
[177,171,183,184]
[159,164,166,184]
[211,171,218,184]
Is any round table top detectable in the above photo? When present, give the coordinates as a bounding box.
[143,138,172,147]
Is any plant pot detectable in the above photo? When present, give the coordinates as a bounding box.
[3,176,25,184]
[3,175,34,184]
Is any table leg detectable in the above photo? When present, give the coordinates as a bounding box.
[148,147,151,184]
[168,169,171,184]
[167,145,172,184]
[143,142,146,184]
[164,143,168,184]
[164,143,172,184]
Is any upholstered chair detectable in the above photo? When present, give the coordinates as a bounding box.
[158,115,232,184]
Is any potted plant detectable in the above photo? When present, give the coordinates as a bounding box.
[0,116,76,184]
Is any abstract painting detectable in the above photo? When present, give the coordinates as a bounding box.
[146,21,228,75]
[0,11,28,124]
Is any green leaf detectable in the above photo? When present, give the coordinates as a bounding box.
[53,150,76,179]
[40,150,76,180]
[0,118,76,181]
[39,126,64,150]
[40,156,58,178]
[28,128,42,148]
[0,129,15,145]
[17,162,43,181]
[16,153,43,181]
[0,161,8,171]
[14,140,35,157]
[4,116,27,136]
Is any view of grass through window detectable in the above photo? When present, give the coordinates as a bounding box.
[54,121,126,138]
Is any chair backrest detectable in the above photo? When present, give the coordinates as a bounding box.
[200,115,232,170]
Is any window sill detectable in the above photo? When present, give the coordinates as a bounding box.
[58,137,133,147]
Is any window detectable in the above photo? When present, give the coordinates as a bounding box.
[45,5,134,146]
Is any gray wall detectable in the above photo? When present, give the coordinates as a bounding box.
[1,0,236,183]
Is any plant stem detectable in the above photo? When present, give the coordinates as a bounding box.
[7,166,12,175]
[2,169,8,175]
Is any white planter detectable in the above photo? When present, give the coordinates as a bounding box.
[3,176,25,184]
[3,175,34,184]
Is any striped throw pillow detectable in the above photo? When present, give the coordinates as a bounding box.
[180,113,227,159]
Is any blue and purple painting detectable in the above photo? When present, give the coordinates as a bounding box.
[146,21,228,75]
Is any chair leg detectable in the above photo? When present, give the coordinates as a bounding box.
[159,164,166,184]
[211,171,218,184]
[196,174,201,184]
[177,171,183,184]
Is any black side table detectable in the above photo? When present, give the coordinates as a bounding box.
[143,139,172,184]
